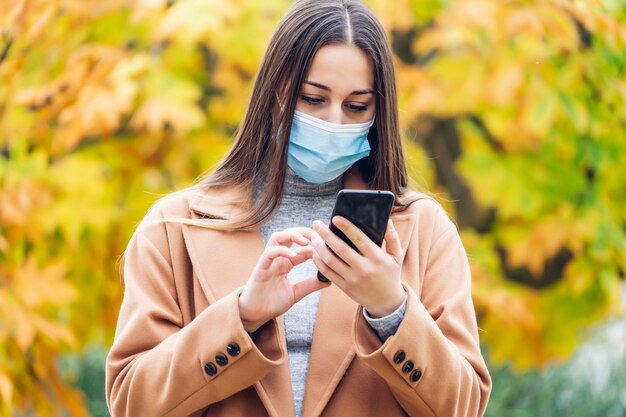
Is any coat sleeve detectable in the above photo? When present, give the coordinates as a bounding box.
[353,207,492,417]
[105,224,286,417]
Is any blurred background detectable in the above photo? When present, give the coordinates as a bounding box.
[1,0,625,415]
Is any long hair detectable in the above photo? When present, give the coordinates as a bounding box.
[191,0,413,230]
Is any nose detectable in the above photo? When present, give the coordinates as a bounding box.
[326,102,345,125]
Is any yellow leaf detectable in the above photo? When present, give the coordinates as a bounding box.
[154,0,239,46]
[0,234,8,253]
[15,308,36,352]
[396,62,444,120]
[14,85,55,109]
[15,258,76,310]
[26,5,55,43]
[366,0,414,31]
[522,78,558,138]
[0,368,13,414]
[505,205,584,277]
[0,0,26,35]
[54,82,130,149]
[32,316,77,348]
[0,181,53,231]
[137,0,168,10]
[488,62,523,105]
[131,98,205,135]
[504,8,543,39]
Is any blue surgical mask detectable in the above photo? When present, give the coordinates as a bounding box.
[287,111,374,184]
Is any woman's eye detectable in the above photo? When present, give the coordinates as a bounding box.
[345,103,368,112]
[300,95,323,104]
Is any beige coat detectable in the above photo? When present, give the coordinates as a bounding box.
[106,171,491,416]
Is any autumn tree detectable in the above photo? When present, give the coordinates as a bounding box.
[381,0,626,367]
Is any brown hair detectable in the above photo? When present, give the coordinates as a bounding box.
[191,0,414,230]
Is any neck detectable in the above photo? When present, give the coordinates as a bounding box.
[253,166,344,201]
[283,167,343,197]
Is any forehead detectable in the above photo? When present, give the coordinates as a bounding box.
[304,44,374,91]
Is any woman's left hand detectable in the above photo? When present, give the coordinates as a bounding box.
[311,217,406,317]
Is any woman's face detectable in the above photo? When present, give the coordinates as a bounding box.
[295,43,376,124]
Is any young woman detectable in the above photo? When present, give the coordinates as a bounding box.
[105,1,492,416]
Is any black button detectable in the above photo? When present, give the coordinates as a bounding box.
[393,350,406,364]
[215,353,229,367]
[411,368,422,382]
[402,360,414,374]
[227,343,241,357]
[204,362,217,376]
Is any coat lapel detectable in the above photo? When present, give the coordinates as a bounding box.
[301,212,415,417]
[301,284,357,417]
[301,169,417,417]
[182,189,262,303]
[181,188,296,417]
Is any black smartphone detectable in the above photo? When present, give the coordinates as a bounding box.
[317,189,395,282]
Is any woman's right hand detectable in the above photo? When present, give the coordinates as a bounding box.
[239,227,331,333]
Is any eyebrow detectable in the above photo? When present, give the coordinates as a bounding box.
[304,80,374,96]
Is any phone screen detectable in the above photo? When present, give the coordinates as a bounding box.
[318,190,395,281]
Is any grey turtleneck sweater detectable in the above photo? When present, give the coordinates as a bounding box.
[256,168,407,417]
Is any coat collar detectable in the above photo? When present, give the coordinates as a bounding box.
[187,183,251,221]
[181,167,416,417]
